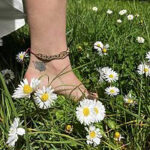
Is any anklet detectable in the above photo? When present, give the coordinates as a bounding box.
[25,47,69,62]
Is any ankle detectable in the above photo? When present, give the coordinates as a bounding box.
[30,43,67,56]
[28,53,71,73]
[50,56,72,72]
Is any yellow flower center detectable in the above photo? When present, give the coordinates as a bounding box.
[144,68,149,72]
[102,48,107,53]
[41,93,49,102]
[90,131,96,138]
[97,44,101,47]
[127,99,133,104]
[110,89,115,93]
[23,85,32,94]
[109,74,114,78]
[19,54,24,60]
[114,132,120,138]
[94,107,99,114]
[66,125,72,131]
[83,107,90,116]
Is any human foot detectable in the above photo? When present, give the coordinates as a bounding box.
[24,53,98,101]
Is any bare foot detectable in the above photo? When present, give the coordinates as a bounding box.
[24,54,98,101]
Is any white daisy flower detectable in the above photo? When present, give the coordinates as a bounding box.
[65,125,73,134]
[136,36,145,43]
[16,51,28,62]
[94,41,104,50]
[107,9,113,14]
[85,125,102,147]
[98,44,109,56]
[76,98,95,125]
[119,10,127,15]
[6,118,25,147]
[92,7,98,12]
[34,86,57,109]
[117,19,122,23]
[127,14,134,20]
[30,78,41,91]
[97,67,112,83]
[92,100,106,122]
[137,63,150,77]
[12,78,40,99]
[124,93,136,105]
[104,69,118,83]
[114,131,124,141]
[0,38,3,46]
[1,69,15,84]
[146,51,150,62]
[105,86,119,96]
[97,68,105,83]
[97,67,118,83]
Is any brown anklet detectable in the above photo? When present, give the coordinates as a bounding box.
[25,47,69,62]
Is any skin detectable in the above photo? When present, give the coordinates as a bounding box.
[24,0,98,100]
[33,61,46,72]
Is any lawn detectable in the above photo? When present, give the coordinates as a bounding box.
[0,0,150,149]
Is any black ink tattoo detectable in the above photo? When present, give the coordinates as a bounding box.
[33,61,46,72]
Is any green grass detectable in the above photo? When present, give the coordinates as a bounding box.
[0,0,150,149]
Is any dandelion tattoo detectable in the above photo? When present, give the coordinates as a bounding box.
[33,61,46,72]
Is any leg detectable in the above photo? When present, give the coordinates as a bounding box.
[25,0,67,56]
[24,0,97,100]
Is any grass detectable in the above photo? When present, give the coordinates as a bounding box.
[0,0,150,149]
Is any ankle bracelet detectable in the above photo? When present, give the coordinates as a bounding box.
[25,47,69,62]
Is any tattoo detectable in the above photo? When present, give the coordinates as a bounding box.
[33,61,46,72]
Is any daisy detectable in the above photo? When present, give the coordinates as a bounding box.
[105,86,119,96]
[92,7,98,12]
[101,67,112,74]
[97,68,105,83]
[85,125,102,147]
[76,98,94,125]
[127,14,134,20]
[137,63,150,77]
[92,100,106,122]
[6,118,25,147]
[16,51,28,63]
[98,44,109,56]
[12,78,40,99]
[1,69,15,84]
[107,9,113,14]
[65,125,73,134]
[136,36,145,43]
[146,51,150,62]
[119,10,127,15]
[114,131,124,141]
[97,67,112,83]
[34,86,57,109]
[97,67,111,83]
[104,69,118,83]
[94,41,104,50]
[117,19,122,23]
[124,93,136,105]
